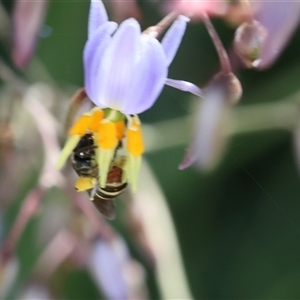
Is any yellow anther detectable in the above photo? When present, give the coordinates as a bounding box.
[75,176,97,192]
[115,120,125,141]
[127,122,144,156]
[69,114,92,136]
[90,109,104,132]
[98,121,118,149]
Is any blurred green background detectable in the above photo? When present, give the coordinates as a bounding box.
[2,0,300,299]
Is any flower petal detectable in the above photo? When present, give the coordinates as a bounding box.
[95,18,141,110]
[121,34,167,114]
[164,0,228,18]
[165,78,204,97]
[256,2,300,69]
[88,0,109,38]
[88,238,130,299]
[161,15,189,66]
[84,21,117,103]
[180,78,232,170]
[12,0,48,68]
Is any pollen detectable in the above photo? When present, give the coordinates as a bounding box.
[98,121,118,149]
[69,114,92,136]
[116,120,125,141]
[90,108,104,132]
[75,176,97,192]
[127,122,144,156]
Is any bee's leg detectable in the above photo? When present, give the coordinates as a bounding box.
[89,182,99,200]
[75,176,96,192]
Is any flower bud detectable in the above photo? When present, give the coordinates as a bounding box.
[234,20,267,68]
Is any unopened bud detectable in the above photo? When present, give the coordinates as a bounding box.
[234,20,267,68]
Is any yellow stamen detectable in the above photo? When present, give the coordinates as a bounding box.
[127,121,144,156]
[75,176,97,192]
[90,108,104,132]
[116,120,125,141]
[69,114,92,136]
[56,135,81,169]
[96,121,118,188]
[98,121,118,149]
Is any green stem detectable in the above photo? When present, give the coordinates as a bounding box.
[143,95,300,153]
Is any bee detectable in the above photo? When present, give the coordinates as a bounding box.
[71,132,127,219]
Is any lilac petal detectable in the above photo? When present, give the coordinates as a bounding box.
[88,238,129,299]
[256,2,300,69]
[121,34,167,114]
[165,78,204,97]
[88,0,109,38]
[12,0,48,68]
[180,83,230,170]
[96,18,141,110]
[161,15,189,66]
[84,21,117,103]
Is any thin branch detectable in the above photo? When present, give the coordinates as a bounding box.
[201,12,232,74]
[1,187,44,262]
[34,230,79,278]
[64,88,89,135]
[22,86,65,188]
[241,0,255,24]
[143,11,179,38]
[0,58,27,94]
[67,183,116,242]
[142,93,300,154]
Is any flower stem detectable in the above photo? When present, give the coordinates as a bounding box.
[201,12,232,74]
[241,0,255,24]
[0,187,44,262]
[64,88,89,135]
[143,95,300,154]
[143,11,179,39]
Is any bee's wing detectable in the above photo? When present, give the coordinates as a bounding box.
[92,196,116,220]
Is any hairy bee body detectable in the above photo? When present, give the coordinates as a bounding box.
[71,133,127,219]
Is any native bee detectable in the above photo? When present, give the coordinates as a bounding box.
[71,132,127,219]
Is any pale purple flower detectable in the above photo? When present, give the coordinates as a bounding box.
[255,1,300,69]
[180,72,242,170]
[88,237,142,299]
[83,0,202,115]
[12,0,48,68]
